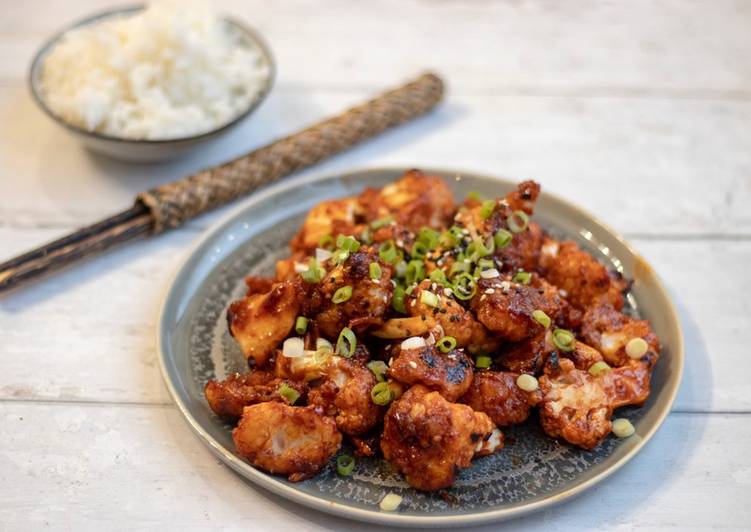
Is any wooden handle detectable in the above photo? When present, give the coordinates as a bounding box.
[0,72,444,295]
[137,72,444,233]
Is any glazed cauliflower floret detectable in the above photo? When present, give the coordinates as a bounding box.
[290,197,361,255]
[357,169,455,231]
[232,402,341,482]
[538,238,626,310]
[205,370,308,420]
[381,385,502,491]
[227,280,303,367]
[538,356,651,449]
[307,356,383,436]
[388,342,474,401]
[501,331,604,375]
[460,371,540,427]
[314,246,393,338]
[405,280,501,354]
[580,303,659,367]
[471,275,561,342]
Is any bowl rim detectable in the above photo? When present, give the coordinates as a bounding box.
[28,4,276,144]
[156,166,685,528]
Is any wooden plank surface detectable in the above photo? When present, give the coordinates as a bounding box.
[1,0,749,530]
[1,403,749,531]
[2,86,750,236]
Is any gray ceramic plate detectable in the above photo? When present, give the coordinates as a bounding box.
[157,168,683,527]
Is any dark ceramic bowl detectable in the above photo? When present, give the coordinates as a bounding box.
[29,6,275,162]
[157,168,683,527]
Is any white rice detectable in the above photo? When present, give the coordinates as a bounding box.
[39,0,270,140]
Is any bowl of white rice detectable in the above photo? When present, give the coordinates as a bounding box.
[29,2,275,162]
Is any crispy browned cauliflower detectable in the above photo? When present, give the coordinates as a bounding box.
[381,385,502,491]
[307,356,383,436]
[460,371,540,426]
[538,356,652,449]
[580,303,660,367]
[539,238,626,310]
[227,280,303,367]
[290,198,362,255]
[314,246,393,338]
[471,275,561,342]
[358,169,455,231]
[205,371,308,420]
[388,343,474,401]
[214,171,662,489]
[233,402,342,482]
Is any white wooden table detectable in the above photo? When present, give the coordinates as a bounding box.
[2,1,750,530]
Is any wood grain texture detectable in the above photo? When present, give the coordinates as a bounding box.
[2,0,750,95]
[1,0,749,529]
[1,403,749,531]
[2,85,750,235]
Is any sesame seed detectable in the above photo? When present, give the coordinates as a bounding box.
[485,288,495,294]
[409,361,418,369]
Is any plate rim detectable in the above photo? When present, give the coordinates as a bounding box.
[156,166,684,527]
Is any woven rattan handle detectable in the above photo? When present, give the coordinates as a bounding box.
[137,72,444,233]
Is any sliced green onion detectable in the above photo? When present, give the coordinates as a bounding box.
[318,234,335,250]
[360,228,372,245]
[429,269,447,285]
[405,260,425,285]
[516,373,539,392]
[336,234,361,252]
[336,454,355,476]
[371,382,394,406]
[588,361,612,377]
[626,337,649,359]
[301,259,324,283]
[512,271,532,285]
[392,285,407,314]
[477,258,494,272]
[466,191,483,202]
[449,225,466,241]
[278,383,300,405]
[333,249,350,265]
[475,355,492,369]
[367,360,389,382]
[531,310,551,328]
[379,240,398,264]
[437,336,457,353]
[369,262,382,280]
[452,272,477,300]
[466,238,492,262]
[420,290,439,308]
[295,316,309,335]
[395,260,408,279]
[450,260,471,276]
[336,327,357,357]
[405,284,416,296]
[612,418,635,438]
[332,286,353,304]
[494,229,513,248]
[411,240,429,260]
[371,216,394,229]
[439,229,459,248]
[552,328,576,352]
[507,210,529,233]
[418,227,440,250]
[480,200,496,220]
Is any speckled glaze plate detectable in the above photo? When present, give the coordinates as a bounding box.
[157,168,683,527]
